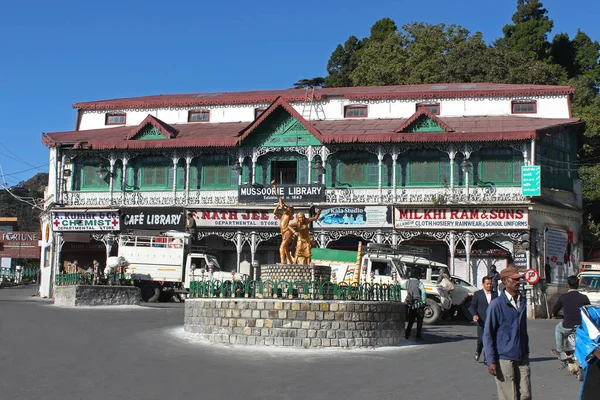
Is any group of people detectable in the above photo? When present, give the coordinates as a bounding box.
[468,264,596,400]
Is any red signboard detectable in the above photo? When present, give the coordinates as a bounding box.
[0,232,41,259]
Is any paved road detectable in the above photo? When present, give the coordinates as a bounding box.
[0,286,583,399]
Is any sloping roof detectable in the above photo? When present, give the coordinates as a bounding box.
[237,96,323,142]
[125,114,179,140]
[72,83,575,110]
[42,116,583,149]
[394,108,454,133]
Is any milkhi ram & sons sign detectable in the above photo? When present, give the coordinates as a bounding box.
[393,207,529,230]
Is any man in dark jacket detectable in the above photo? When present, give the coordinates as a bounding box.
[483,267,531,400]
[469,275,497,362]
[551,275,590,358]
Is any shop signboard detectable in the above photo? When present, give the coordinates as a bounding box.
[0,232,41,259]
[521,166,541,197]
[314,206,392,229]
[188,208,308,229]
[120,207,185,231]
[544,227,572,285]
[394,207,529,230]
[238,184,325,203]
[52,210,120,232]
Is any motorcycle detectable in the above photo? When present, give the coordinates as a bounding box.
[558,327,584,382]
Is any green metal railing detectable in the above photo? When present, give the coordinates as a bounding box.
[0,267,40,281]
[54,272,133,286]
[189,279,403,302]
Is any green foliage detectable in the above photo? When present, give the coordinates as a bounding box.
[496,0,553,61]
[293,77,325,89]
[0,173,47,232]
[324,35,364,87]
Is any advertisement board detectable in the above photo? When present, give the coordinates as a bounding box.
[0,232,41,259]
[52,210,120,232]
[121,207,185,231]
[314,206,392,229]
[394,207,529,230]
[188,209,308,229]
[544,227,572,285]
[238,184,325,203]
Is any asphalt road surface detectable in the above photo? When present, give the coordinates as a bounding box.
[0,286,583,399]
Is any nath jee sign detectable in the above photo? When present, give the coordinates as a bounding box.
[394,207,529,230]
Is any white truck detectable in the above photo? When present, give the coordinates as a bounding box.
[117,233,242,302]
[311,243,453,324]
[578,262,600,306]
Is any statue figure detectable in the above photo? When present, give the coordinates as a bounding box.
[289,209,321,265]
[273,197,295,264]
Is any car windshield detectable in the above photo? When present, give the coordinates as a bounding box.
[580,275,600,292]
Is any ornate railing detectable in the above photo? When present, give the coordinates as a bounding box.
[61,186,526,207]
[54,272,133,286]
[188,279,403,302]
[0,267,40,281]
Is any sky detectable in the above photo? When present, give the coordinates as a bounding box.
[0,0,598,187]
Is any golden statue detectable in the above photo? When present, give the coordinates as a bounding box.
[272,180,321,265]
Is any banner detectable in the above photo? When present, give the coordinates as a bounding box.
[314,206,392,229]
[394,207,529,230]
[121,207,185,231]
[0,232,41,259]
[238,184,325,203]
[544,227,572,285]
[188,208,308,228]
[52,210,120,232]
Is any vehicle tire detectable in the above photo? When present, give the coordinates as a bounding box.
[423,298,442,325]
[159,290,173,302]
[141,283,160,303]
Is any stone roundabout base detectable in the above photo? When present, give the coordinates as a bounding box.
[184,298,405,348]
[54,285,141,307]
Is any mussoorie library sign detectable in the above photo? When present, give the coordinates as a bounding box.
[238,184,325,203]
[394,207,529,230]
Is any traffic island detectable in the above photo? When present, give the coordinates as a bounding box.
[184,298,405,348]
[54,285,141,307]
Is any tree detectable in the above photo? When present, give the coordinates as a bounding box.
[349,31,407,86]
[496,0,553,61]
[483,48,566,84]
[572,30,600,82]
[324,35,364,87]
[293,77,325,89]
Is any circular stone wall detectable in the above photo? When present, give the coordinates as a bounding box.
[259,264,331,282]
[184,299,405,348]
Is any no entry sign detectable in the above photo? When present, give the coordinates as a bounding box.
[524,268,540,285]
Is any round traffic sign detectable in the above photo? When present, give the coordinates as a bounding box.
[524,268,540,285]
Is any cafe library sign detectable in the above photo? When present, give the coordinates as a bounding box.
[394,207,529,230]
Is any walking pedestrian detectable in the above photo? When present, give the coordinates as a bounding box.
[404,268,426,341]
[490,264,500,293]
[483,266,531,400]
[469,275,497,363]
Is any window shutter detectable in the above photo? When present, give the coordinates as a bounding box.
[298,159,308,184]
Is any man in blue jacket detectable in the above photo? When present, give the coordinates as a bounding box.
[483,267,531,400]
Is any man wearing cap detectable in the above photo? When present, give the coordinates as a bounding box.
[483,267,531,400]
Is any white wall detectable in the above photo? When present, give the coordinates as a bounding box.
[76,95,571,131]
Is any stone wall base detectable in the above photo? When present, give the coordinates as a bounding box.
[185,299,405,348]
[54,285,141,307]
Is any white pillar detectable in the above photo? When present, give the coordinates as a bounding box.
[449,231,456,275]
[250,232,258,264]
[238,156,244,186]
[121,158,128,197]
[378,152,383,203]
[449,151,455,196]
[108,158,115,205]
[185,156,192,205]
[172,157,178,204]
[252,156,258,185]
[465,232,473,283]
[392,153,398,202]
[235,231,243,273]
[307,146,313,184]
[320,232,327,248]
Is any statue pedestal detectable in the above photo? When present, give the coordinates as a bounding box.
[259,264,331,282]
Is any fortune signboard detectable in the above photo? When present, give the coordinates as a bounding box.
[0,231,41,259]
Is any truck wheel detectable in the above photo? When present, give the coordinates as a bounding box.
[141,283,160,303]
[423,298,442,325]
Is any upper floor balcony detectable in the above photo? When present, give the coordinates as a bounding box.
[60,185,532,208]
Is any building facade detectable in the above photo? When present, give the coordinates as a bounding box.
[38,83,584,307]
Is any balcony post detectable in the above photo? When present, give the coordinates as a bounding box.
[307,146,313,185]
[185,155,192,205]
[109,158,115,205]
[378,147,383,203]
[465,231,473,283]
[172,156,178,205]
[449,151,455,200]
[251,151,258,185]
[392,152,398,202]
[121,157,128,204]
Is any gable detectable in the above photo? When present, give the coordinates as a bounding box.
[242,108,321,147]
[132,125,168,140]
[405,115,446,133]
